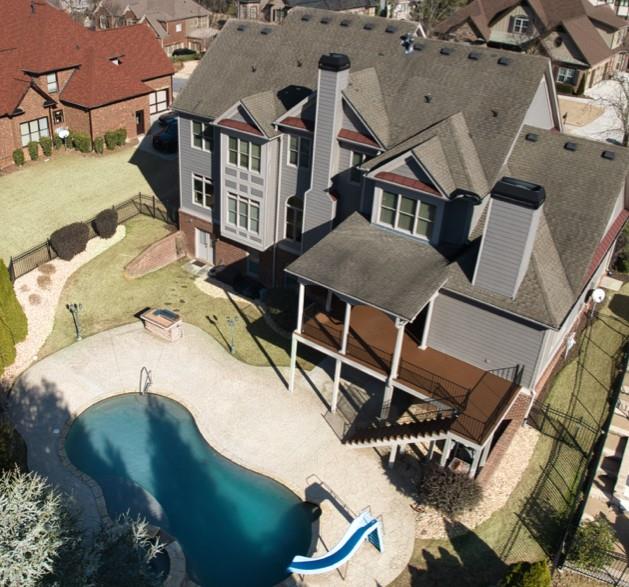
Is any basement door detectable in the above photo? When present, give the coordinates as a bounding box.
[195,228,213,264]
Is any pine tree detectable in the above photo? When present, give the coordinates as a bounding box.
[0,259,27,343]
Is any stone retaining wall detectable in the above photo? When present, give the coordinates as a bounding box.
[125,229,184,278]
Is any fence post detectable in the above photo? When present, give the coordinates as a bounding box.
[153,195,156,219]
[8,257,15,282]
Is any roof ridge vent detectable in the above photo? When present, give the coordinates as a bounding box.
[602,150,616,160]
[525,132,539,142]
[363,22,374,30]
[236,24,246,32]
[340,19,350,27]
[301,14,311,21]
[320,16,330,24]
[440,47,453,55]
[261,27,272,35]
[424,94,432,103]
[498,56,512,66]
[564,141,577,151]
[385,24,397,33]
[468,51,481,60]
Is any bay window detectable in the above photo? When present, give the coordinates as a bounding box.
[228,136,261,172]
[227,193,260,234]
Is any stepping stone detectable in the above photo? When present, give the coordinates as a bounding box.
[601,276,623,291]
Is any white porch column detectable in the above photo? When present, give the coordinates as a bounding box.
[331,359,342,412]
[340,301,352,353]
[469,446,483,478]
[420,295,437,349]
[427,440,436,461]
[388,444,399,468]
[325,290,333,312]
[288,336,298,393]
[479,435,493,467]
[380,317,407,419]
[296,282,305,333]
[440,437,453,467]
[380,384,394,419]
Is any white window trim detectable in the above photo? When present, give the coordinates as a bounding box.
[284,196,303,243]
[191,120,213,152]
[349,150,369,184]
[192,173,213,210]
[512,16,529,34]
[20,117,49,146]
[175,23,182,32]
[557,66,577,84]
[286,134,311,169]
[227,136,262,173]
[46,73,58,94]
[149,89,168,115]
[226,193,261,235]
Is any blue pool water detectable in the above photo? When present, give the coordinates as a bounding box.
[64,394,313,587]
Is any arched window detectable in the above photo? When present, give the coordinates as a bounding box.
[285,196,303,242]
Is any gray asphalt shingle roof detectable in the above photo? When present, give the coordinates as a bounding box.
[175,8,549,187]
[286,213,450,321]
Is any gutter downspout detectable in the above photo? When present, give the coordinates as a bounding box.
[272,134,283,288]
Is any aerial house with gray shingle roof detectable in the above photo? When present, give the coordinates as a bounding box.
[173,8,629,479]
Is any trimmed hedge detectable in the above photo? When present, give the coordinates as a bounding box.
[94,137,104,155]
[27,141,39,161]
[72,133,92,153]
[115,128,127,146]
[417,462,483,518]
[93,208,118,239]
[500,561,551,587]
[39,136,53,157]
[12,149,24,167]
[53,135,63,150]
[50,222,90,261]
[0,260,28,344]
[104,131,117,151]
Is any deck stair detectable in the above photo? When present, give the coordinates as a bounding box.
[342,408,456,449]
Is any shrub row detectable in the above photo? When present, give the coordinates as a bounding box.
[0,260,28,377]
[104,128,127,151]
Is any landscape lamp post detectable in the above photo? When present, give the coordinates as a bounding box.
[226,316,239,355]
[67,303,83,341]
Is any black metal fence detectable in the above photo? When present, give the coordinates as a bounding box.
[563,551,629,586]
[8,193,176,282]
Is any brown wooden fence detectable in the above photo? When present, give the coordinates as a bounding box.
[8,193,176,282]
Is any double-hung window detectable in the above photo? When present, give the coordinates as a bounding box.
[228,137,261,172]
[149,89,168,115]
[285,196,303,243]
[46,73,58,93]
[192,120,213,151]
[288,135,311,168]
[379,191,436,239]
[20,117,49,146]
[192,174,213,209]
[227,193,260,234]
[350,151,370,183]
[512,16,529,34]
[557,67,577,84]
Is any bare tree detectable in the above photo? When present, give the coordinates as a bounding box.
[600,74,629,147]
[411,0,468,36]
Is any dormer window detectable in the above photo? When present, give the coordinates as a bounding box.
[379,191,436,239]
[511,16,529,34]
[110,58,121,65]
[46,73,58,93]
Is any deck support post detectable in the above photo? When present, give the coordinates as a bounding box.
[325,290,333,312]
[380,317,407,420]
[331,359,342,412]
[479,435,493,468]
[440,437,453,467]
[340,302,351,354]
[388,444,398,468]
[420,295,437,349]
[288,336,298,393]
[380,384,394,419]
[469,446,482,478]
[427,440,436,461]
[296,282,305,333]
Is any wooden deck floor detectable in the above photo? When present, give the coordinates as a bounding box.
[301,304,520,445]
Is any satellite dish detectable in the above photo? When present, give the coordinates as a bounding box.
[56,128,70,139]
[592,288,606,304]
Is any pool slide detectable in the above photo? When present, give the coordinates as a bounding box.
[287,510,383,575]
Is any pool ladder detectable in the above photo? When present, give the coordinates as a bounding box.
[139,366,152,395]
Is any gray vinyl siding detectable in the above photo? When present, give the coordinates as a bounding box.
[440,197,473,246]
[335,145,362,220]
[474,198,540,298]
[303,68,348,248]
[178,113,218,223]
[428,291,546,387]
[523,78,555,130]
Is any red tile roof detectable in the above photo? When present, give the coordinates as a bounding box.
[375,171,441,196]
[338,128,379,148]
[217,118,264,137]
[279,116,315,132]
[0,1,173,114]
[583,209,629,286]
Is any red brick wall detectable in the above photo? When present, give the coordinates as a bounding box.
[64,105,91,137]
[125,229,182,278]
[476,391,531,486]
[179,210,217,257]
[90,95,149,140]
[164,19,188,48]
[0,117,16,167]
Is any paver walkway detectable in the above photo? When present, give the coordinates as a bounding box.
[9,323,414,587]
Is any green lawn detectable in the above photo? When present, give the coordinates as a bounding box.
[41,215,308,370]
[392,286,629,586]
[0,146,177,262]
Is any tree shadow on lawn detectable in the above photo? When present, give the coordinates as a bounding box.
[128,147,179,211]
[609,294,629,323]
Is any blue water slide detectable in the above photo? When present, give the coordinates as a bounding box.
[288,510,383,575]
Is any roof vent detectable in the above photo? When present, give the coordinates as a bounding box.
[468,51,481,60]
[498,56,511,66]
[261,27,272,35]
[301,14,311,21]
[340,19,350,27]
[320,16,330,24]
[525,132,539,142]
[424,94,432,103]
[413,42,424,51]
[363,22,374,30]
[564,141,577,151]
[440,47,453,55]
[236,24,246,31]
[385,24,397,33]
[602,150,616,160]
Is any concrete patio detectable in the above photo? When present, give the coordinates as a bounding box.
[9,322,415,587]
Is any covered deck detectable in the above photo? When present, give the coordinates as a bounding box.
[300,303,520,446]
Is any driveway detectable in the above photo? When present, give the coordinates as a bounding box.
[9,322,415,587]
[0,144,178,262]
[173,60,199,97]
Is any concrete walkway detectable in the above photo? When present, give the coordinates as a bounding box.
[9,323,414,587]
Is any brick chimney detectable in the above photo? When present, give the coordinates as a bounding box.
[302,53,350,249]
[473,177,546,299]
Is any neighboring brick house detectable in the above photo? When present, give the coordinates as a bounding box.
[237,0,378,23]
[90,0,218,55]
[590,0,629,20]
[0,1,174,168]
[434,0,629,93]
[173,9,629,479]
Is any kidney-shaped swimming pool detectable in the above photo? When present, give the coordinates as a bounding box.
[65,394,313,586]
